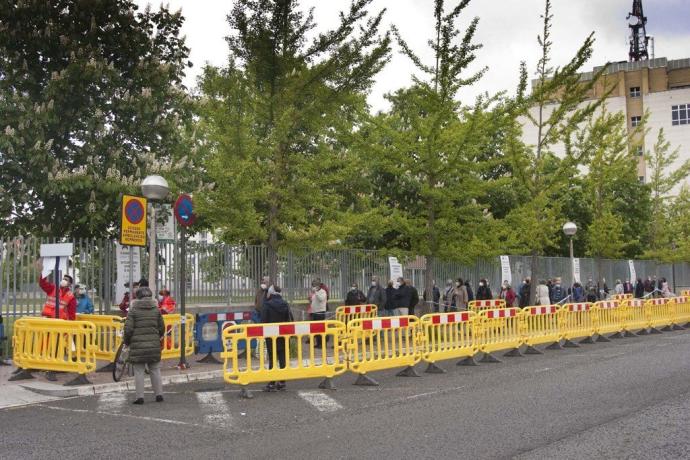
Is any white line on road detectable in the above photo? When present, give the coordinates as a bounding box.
[38,404,207,428]
[98,392,127,413]
[195,391,233,428]
[298,391,343,412]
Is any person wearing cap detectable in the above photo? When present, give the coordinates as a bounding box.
[75,284,94,314]
[260,285,292,392]
[35,259,76,320]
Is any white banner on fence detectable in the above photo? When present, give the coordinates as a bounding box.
[116,243,141,305]
[156,205,176,243]
[499,255,512,286]
[629,260,636,283]
[388,256,403,283]
[572,258,581,284]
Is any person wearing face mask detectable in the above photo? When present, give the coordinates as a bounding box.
[254,276,271,313]
[366,276,387,313]
[37,259,77,320]
[453,278,468,311]
[345,283,366,305]
[310,281,328,347]
[393,277,412,316]
[75,284,94,314]
[442,280,455,312]
[476,278,492,300]
[423,280,441,313]
[157,289,176,315]
[383,280,396,316]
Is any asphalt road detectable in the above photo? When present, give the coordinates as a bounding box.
[2,329,690,460]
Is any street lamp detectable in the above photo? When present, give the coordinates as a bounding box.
[563,222,577,287]
[141,175,170,292]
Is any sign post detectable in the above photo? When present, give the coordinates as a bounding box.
[120,194,147,300]
[500,255,512,286]
[174,194,196,370]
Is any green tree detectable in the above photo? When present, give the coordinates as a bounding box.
[503,0,606,300]
[197,0,391,281]
[0,1,194,237]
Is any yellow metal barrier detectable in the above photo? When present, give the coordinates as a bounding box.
[520,305,561,350]
[621,298,648,334]
[560,303,595,345]
[221,320,347,388]
[673,296,690,325]
[469,299,506,312]
[680,290,690,297]
[335,304,377,324]
[12,317,97,375]
[611,294,632,301]
[593,300,623,337]
[477,308,523,360]
[76,314,123,362]
[348,316,422,383]
[420,312,478,370]
[645,297,673,330]
[161,314,195,360]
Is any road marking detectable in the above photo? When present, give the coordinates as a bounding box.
[38,404,206,428]
[535,367,551,373]
[298,391,343,412]
[195,391,233,427]
[98,392,126,413]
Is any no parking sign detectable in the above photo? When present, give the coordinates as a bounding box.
[120,195,148,246]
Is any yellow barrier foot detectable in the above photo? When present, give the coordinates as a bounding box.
[0,360,10,366]
[318,378,337,390]
[353,374,379,386]
[545,341,563,350]
[636,328,650,335]
[594,335,612,343]
[524,346,544,355]
[504,348,524,358]
[479,353,502,364]
[579,336,596,345]
[396,366,421,377]
[661,325,674,332]
[649,327,663,335]
[197,352,223,365]
[8,369,34,381]
[46,371,58,382]
[97,362,116,373]
[562,339,580,348]
[456,356,479,366]
[239,387,254,399]
[608,332,625,339]
[672,324,685,331]
[424,363,446,374]
[623,330,639,338]
[64,374,92,386]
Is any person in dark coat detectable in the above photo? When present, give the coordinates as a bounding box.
[519,278,531,308]
[635,278,645,298]
[393,277,413,316]
[345,283,367,305]
[261,285,292,392]
[383,281,396,316]
[123,287,165,405]
[465,280,475,302]
[406,279,420,317]
[423,280,441,312]
[366,276,387,313]
[476,279,492,300]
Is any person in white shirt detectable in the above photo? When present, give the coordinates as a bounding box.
[309,280,328,348]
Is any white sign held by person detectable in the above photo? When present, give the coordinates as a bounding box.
[628,260,636,283]
[572,258,581,284]
[388,256,404,282]
[116,243,141,305]
[499,255,512,286]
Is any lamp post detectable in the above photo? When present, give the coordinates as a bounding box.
[563,222,578,287]
[141,175,169,293]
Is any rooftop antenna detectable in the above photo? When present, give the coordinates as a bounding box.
[627,0,649,61]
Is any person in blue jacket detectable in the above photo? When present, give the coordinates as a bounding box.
[75,284,94,314]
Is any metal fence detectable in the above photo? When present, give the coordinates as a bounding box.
[2,237,688,315]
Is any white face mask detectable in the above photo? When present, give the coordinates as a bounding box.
[311,287,318,292]
[455,282,460,287]
[371,281,377,287]
[394,282,400,289]
[60,280,69,288]
[260,283,267,290]
[158,295,163,302]
[351,287,357,291]
[479,282,485,287]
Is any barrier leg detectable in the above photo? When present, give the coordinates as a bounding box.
[649,327,663,334]
[672,324,685,331]
[457,356,479,366]
[504,348,524,358]
[480,353,502,363]
[424,362,446,374]
[661,325,673,332]
[608,332,625,339]
[0,359,9,366]
[197,352,223,365]
[318,377,336,390]
[8,369,34,381]
[594,334,611,343]
[562,339,580,348]
[64,374,91,386]
[239,386,254,399]
[524,345,544,355]
[545,341,563,350]
[579,336,596,344]
[396,366,421,377]
[622,330,638,338]
[97,362,116,373]
[46,371,58,382]
[354,374,379,386]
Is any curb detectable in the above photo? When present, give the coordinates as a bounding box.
[19,370,223,398]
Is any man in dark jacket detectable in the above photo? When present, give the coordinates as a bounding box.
[383,281,396,316]
[465,280,474,302]
[393,277,413,316]
[367,276,387,312]
[261,285,292,392]
[345,283,367,305]
[550,277,565,304]
[123,287,165,405]
[407,279,420,317]
[476,279,492,300]
[423,280,441,312]
[519,278,531,308]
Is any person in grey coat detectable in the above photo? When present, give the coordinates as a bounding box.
[124,287,165,405]
[367,276,387,312]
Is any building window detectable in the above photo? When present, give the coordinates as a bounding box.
[630,87,641,97]
[631,116,642,127]
[639,176,645,183]
[672,104,689,126]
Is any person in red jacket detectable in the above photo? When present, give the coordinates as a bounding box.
[40,273,77,320]
[158,289,176,315]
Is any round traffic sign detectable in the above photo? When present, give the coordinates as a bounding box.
[124,199,145,224]
[174,194,196,227]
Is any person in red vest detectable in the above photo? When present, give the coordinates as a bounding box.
[157,289,176,315]
[39,271,77,321]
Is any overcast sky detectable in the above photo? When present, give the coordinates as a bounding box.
[135,0,690,111]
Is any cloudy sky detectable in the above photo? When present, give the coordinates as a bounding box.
[135,0,690,111]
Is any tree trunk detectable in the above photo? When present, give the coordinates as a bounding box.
[530,250,540,305]
[267,201,279,284]
[425,254,434,315]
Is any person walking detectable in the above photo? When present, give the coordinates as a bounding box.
[345,283,366,306]
[519,278,531,308]
[261,285,292,392]
[75,284,94,315]
[383,280,396,316]
[310,280,328,347]
[123,287,165,405]
[453,278,468,311]
[366,276,387,313]
[536,280,551,306]
[476,279,492,300]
